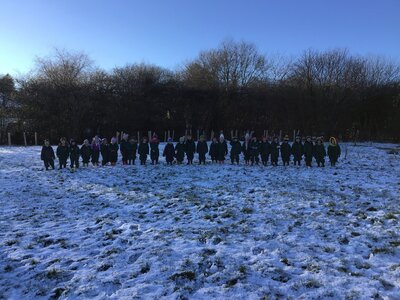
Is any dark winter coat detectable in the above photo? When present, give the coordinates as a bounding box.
[163,143,175,162]
[217,141,228,161]
[249,140,260,156]
[209,142,218,159]
[230,141,242,157]
[150,141,160,159]
[270,141,280,162]
[56,145,69,160]
[101,144,110,162]
[138,142,149,157]
[196,141,208,155]
[260,141,270,156]
[314,144,326,161]
[41,145,55,161]
[291,141,304,161]
[69,145,80,161]
[280,142,291,161]
[109,143,119,163]
[242,141,251,160]
[185,140,196,159]
[303,141,314,161]
[328,144,341,162]
[80,144,92,162]
[175,142,186,162]
[126,142,137,160]
[120,139,130,159]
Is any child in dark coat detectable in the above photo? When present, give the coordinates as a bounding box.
[209,137,218,163]
[327,137,341,166]
[56,137,69,169]
[291,136,304,166]
[80,139,92,167]
[217,134,228,164]
[109,137,119,166]
[69,139,80,169]
[41,139,55,170]
[303,136,314,167]
[127,138,137,165]
[101,138,110,166]
[120,133,130,165]
[185,135,196,164]
[91,136,101,166]
[280,136,291,166]
[260,136,270,166]
[270,137,280,166]
[242,134,251,165]
[230,136,241,165]
[196,135,208,165]
[138,137,149,165]
[249,136,260,165]
[175,137,186,164]
[314,138,326,167]
[150,135,160,165]
[163,138,175,165]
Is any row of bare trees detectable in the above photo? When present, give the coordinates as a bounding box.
[1,40,399,143]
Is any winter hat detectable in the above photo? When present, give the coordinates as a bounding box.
[111,137,117,143]
[295,136,301,141]
[167,137,173,143]
[83,139,89,144]
[284,135,289,141]
[70,139,76,144]
[329,137,337,146]
[179,136,185,143]
[199,135,205,141]
[122,133,129,140]
[219,134,225,141]
[151,136,158,143]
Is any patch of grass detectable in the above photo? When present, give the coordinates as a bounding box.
[238,265,247,274]
[46,268,61,279]
[366,207,378,212]
[5,239,18,246]
[140,263,150,274]
[384,213,397,220]
[97,264,112,272]
[303,279,321,289]
[225,277,239,287]
[389,241,400,247]
[169,271,196,281]
[241,207,253,214]
[4,265,12,272]
[372,247,395,255]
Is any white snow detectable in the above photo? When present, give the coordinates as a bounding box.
[0,143,399,299]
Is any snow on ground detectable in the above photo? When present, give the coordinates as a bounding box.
[0,143,399,299]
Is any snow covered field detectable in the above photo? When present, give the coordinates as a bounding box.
[1,143,399,299]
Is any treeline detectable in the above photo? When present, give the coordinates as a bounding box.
[2,40,400,143]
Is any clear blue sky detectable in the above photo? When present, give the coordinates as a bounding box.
[1,0,399,76]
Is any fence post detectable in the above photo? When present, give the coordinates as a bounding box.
[8,132,11,146]
[197,129,200,141]
[34,132,38,145]
[172,130,175,141]
[148,131,151,140]
[137,131,140,142]
[164,131,167,142]
[23,132,27,146]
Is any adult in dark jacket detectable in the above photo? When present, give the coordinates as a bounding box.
[109,137,119,165]
[280,136,291,166]
[138,137,149,165]
[163,138,175,165]
[249,136,260,165]
[185,135,196,164]
[150,135,160,165]
[80,139,92,167]
[327,137,341,166]
[91,136,101,166]
[291,136,304,166]
[314,138,326,167]
[100,138,110,166]
[120,134,130,165]
[41,139,55,170]
[270,137,280,166]
[260,136,270,166]
[127,139,137,165]
[303,136,314,167]
[217,135,228,163]
[209,137,218,163]
[69,139,80,169]
[196,135,208,165]
[242,134,251,165]
[230,137,241,165]
[56,138,69,169]
[175,137,186,164]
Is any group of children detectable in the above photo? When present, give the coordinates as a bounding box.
[40,132,342,170]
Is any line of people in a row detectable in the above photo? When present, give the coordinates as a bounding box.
[40,133,341,170]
